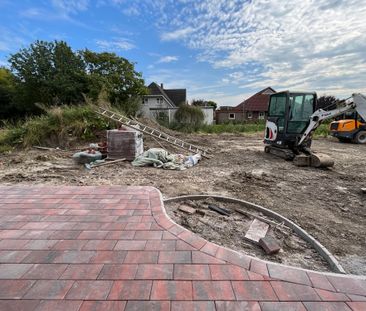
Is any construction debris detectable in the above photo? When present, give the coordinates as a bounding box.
[244,219,269,244]
[178,205,196,214]
[259,236,281,255]
[107,128,143,161]
[208,204,231,216]
[85,158,126,170]
[132,148,200,170]
[72,150,102,164]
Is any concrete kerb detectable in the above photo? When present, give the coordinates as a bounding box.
[163,194,346,274]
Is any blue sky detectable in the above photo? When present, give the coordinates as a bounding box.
[1,0,365,107]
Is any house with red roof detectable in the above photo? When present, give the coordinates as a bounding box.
[216,87,276,123]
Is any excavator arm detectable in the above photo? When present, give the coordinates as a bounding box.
[298,93,366,146]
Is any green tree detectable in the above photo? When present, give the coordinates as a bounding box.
[0,67,16,120]
[82,50,147,115]
[9,40,88,110]
[191,99,217,110]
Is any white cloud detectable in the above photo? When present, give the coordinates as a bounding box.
[96,39,135,51]
[51,0,89,15]
[151,0,366,97]
[157,55,178,63]
[161,27,194,41]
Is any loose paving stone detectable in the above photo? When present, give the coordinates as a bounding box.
[0,186,364,307]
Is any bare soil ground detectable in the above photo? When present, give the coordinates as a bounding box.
[165,198,331,272]
[0,133,365,274]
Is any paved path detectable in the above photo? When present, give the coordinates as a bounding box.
[0,186,365,311]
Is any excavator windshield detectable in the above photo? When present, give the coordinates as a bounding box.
[287,94,315,134]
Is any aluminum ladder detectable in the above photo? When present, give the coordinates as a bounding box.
[94,106,210,157]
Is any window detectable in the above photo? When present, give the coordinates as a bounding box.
[247,112,253,119]
[143,98,148,104]
[156,98,163,104]
[287,94,315,134]
[229,113,235,120]
[269,94,286,116]
[259,112,265,119]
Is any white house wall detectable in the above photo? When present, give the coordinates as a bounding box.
[140,97,172,118]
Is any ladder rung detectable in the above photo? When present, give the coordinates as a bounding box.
[94,107,209,157]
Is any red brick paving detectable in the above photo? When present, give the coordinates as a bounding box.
[0,186,365,310]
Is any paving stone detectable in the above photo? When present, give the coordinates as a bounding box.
[151,280,192,300]
[65,280,113,300]
[52,240,88,250]
[0,264,32,279]
[23,264,68,279]
[303,302,352,311]
[108,280,152,300]
[82,240,117,251]
[347,302,366,311]
[268,264,311,285]
[34,300,82,311]
[260,302,306,311]
[232,280,278,301]
[79,301,127,311]
[172,301,216,311]
[134,230,163,240]
[193,281,235,300]
[245,219,269,243]
[125,301,170,311]
[158,251,192,264]
[0,251,32,263]
[271,281,321,301]
[135,264,173,280]
[327,276,366,296]
[315,288,350,301]
[0,300,40,311]
[114,240,147,251]
[0,280,35,299]
[210,264,249,280]
[60,264,103,280]
[89,251,127,264]
[145,240,176,251]
[307,272,335,291]
[98,264,138,280]
[215,248,251,268]
[192,251,225,264]
[23,280,74,299]
[124,251,159,263]
[178,205,196,214]
[174,264,211,280]
[216,301,261,311]
[259,236,281,254]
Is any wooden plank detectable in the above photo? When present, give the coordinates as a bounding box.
[244,219,269,243]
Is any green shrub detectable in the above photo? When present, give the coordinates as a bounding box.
[0,104,119,151]
[173,105,204,132]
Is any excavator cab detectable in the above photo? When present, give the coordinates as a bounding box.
[264,91,316,155]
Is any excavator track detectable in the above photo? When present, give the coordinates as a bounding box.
[265,145,334,168]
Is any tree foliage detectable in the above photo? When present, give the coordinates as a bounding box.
[2,40,147,121]
[191,98,217,110]
[316,95,338,111]
[10,40,88,108]
[0,67,17,120]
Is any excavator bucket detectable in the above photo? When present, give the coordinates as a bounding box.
[354,93,366,121]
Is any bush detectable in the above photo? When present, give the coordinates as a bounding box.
[173,105,204,132]
[0,104,118,152]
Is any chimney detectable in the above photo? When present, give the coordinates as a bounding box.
[160,83,164,89]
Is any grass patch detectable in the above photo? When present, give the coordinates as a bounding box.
[0,104,118,152]
[198,122,266,134]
